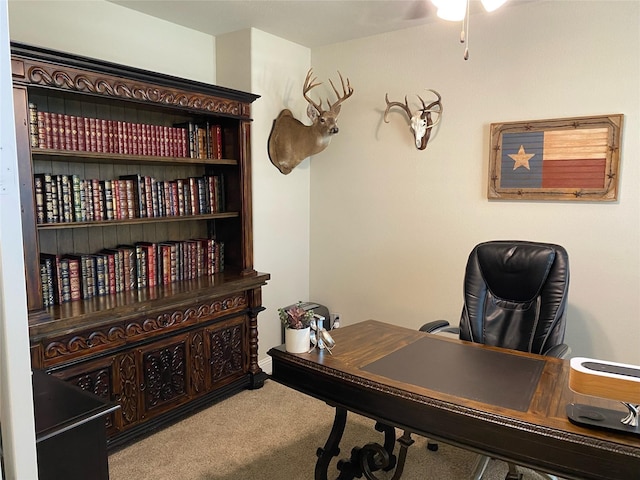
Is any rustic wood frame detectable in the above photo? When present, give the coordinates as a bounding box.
[488,114,623,201]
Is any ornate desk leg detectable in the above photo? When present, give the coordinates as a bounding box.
[384,430,415,480]
[315,407,415,480]
[315,406,347,480]
[374,422,398,471]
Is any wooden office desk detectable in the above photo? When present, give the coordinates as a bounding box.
[268,320,640,480]
[33,369,119,480]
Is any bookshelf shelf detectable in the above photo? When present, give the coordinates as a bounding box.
[12,42,269,448]
[36,212,240,230]
[32,149,238,166]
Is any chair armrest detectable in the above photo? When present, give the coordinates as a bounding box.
[419,320,460,336]
[544,343,571,359]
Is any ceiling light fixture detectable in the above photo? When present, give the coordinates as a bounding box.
[431,0,508,60]
[432,0,467,21]
[481,0,508,13]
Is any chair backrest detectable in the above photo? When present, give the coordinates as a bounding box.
[459,240,569,355]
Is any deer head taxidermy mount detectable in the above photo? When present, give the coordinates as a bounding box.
[384,90,443,150]
[268,69,354,175]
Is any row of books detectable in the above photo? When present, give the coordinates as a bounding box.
[177,120,231,160]
[34,172,226,224]
[28,104,232,160]
[30,105,189,158]
[40,239,224,306]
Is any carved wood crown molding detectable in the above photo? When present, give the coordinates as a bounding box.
[13,57,251,118]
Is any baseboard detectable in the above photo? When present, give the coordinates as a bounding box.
[259,356,272,375]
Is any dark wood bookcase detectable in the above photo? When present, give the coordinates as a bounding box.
[11,42,269,448]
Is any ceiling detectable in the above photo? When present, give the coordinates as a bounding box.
[109,0,447,48]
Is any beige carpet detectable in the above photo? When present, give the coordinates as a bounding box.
[108,379,557,480]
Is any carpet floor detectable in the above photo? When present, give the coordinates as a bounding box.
[108,378,559,480]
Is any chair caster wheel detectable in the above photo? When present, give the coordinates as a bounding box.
[427,442,438,451]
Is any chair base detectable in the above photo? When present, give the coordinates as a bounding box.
[505,462,523,480]
[471,455,490,480]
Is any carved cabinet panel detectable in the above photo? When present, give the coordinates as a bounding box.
[115,351,140,430]
[206,315,248,389]
[51,355,120,437]
[189,328,207,395]
[41,323,127,368]
[137,333,191,421]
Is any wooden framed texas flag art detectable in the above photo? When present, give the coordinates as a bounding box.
[488,114,623,201]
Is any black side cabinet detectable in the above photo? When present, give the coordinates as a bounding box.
[33,369,119,480]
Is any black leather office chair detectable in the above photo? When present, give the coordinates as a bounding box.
[420,240,570,480]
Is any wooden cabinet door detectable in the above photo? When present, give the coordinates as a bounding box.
[137,332,191,421]
[51,356,120,437]
[205,315,248,390]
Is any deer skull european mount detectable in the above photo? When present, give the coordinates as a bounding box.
[268,69,354,175]
[384,90,443,150]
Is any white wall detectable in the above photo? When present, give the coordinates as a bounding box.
[249,29,312,358]
[218,29,311,358]
[216,29,251,92]
[310,0,640,364]
[1,1,38,476]
[8,0,215,82]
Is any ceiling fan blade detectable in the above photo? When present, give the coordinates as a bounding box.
[404,0,433,20]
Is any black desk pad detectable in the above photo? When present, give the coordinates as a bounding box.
[362,336,545,411]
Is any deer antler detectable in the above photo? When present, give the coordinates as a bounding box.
[418,90,442,113]
[384,94,413,123]
[384,90,443,150]
[417,89,443,128]
[327,71,354,111]
[303,69,324,113]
